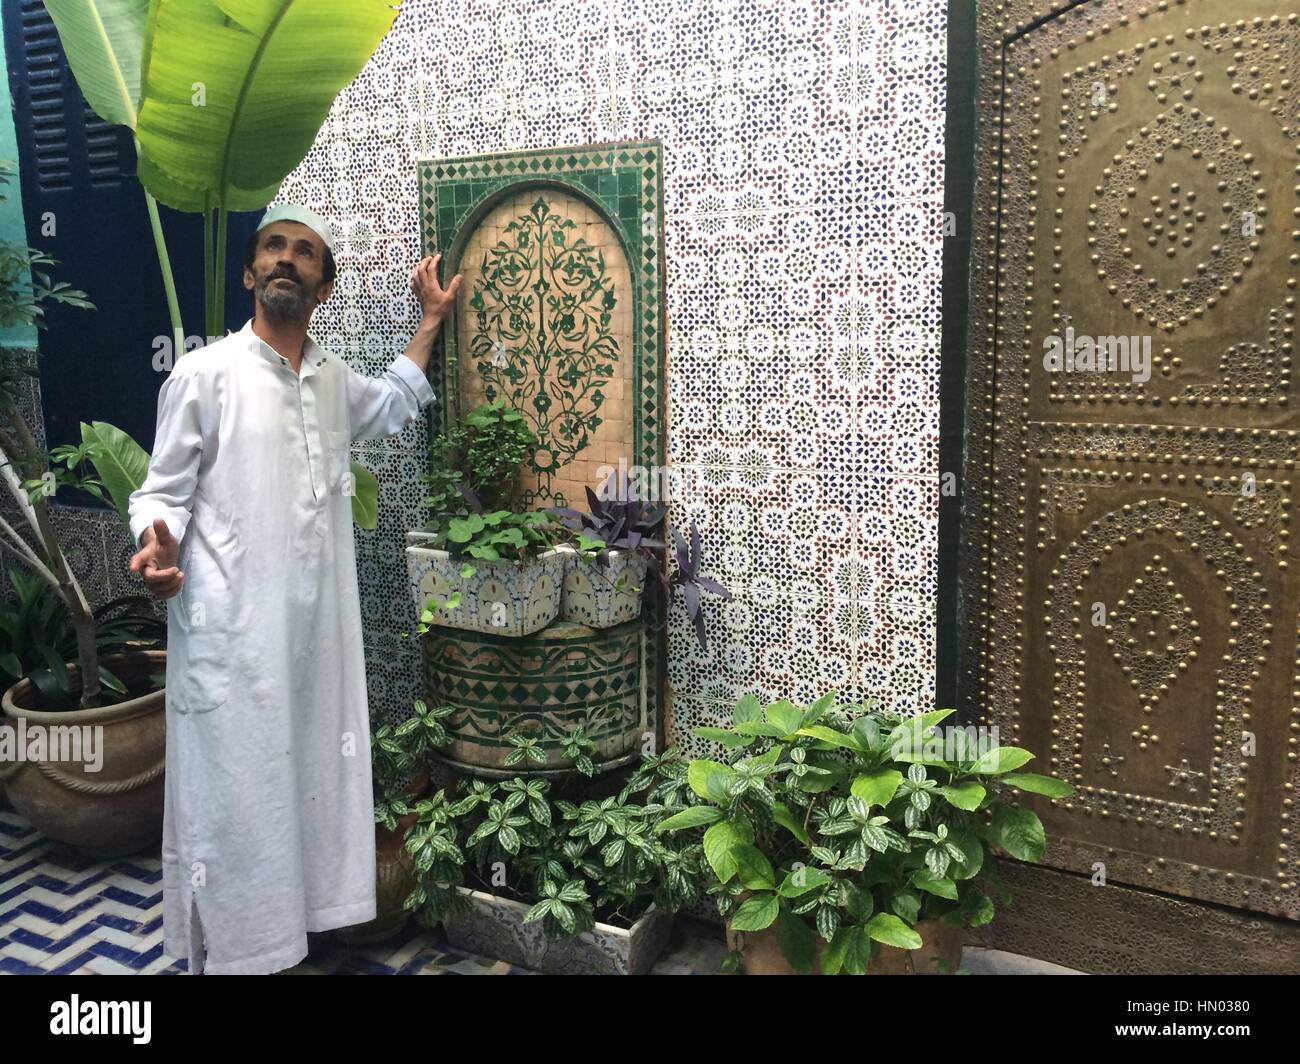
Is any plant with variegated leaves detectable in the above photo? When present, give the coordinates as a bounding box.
[654,692,1073,974]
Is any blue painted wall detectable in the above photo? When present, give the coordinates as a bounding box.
[0,22,35,351]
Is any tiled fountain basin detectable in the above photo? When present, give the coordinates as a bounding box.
[443,887,674,975]
[406,534,564,637]
[556,545,648,628]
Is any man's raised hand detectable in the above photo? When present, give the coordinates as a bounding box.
[129,517,183,600]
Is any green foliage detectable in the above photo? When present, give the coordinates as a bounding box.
[371,699,456,829]
[0,164,93,336]
[0,568,164,710]
[404,750,706,937]
[421,400,537,525]
[655,692,1073,974]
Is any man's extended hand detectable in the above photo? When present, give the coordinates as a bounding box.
[129,517,183,600]
[410,253,462,326]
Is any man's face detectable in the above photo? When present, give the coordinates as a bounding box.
[244,221,333,324]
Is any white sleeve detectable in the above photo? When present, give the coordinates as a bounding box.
[127,366,205,549]
[345,353,437,442]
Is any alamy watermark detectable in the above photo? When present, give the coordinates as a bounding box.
[1042,326,1151,384]
[0,718,104,772]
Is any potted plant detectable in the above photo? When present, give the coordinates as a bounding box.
[654,692,1074,975]
[407,504,567,637]
[0,161,177,854]
[401,752,704,975]
[547,473,732,649]
[335,699,455,946]
[408,401,564,636]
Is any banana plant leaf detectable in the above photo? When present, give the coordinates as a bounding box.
[81,420,151,532]
[43,0,155,129]
[351,460,378,530]
[135,0,399,211]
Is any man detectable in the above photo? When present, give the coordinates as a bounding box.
[126,204,462,974]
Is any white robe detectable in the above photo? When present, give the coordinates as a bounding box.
[127,318,435,974]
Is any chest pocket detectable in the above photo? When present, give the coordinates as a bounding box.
[325,429,352,497]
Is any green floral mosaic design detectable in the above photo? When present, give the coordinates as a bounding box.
[418,142,663,469]
[468,194,619,504]
[417,141,666,762]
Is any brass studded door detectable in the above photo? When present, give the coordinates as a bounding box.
[961,0,1300,919]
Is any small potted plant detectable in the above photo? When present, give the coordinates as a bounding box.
[547,474,732,649]
[401,751,704,975]
[407,401,567,636]
[654,692,1074,975]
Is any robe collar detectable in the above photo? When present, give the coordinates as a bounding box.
[240,318,329,376]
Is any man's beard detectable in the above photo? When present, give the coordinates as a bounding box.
[255,269,316,325]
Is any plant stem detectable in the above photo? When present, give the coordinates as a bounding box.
[203,199,214,338]
[213,205,228,335]
[134,139,184,357]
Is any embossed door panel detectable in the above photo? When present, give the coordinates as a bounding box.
[971,0,1299,918]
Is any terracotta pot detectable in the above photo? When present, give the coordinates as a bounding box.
[336,809,422,946]
[0,650,166,858]
[727,916,964,975]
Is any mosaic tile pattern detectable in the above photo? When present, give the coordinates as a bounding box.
[272,0,947,750]
[5,1,946,752]
[0,807,529,974]
[0,807,728,974]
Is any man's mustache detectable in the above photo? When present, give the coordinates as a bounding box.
[264,267,301,284]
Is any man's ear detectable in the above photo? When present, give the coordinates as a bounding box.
[243,266,255,292]
[316,280,334,306]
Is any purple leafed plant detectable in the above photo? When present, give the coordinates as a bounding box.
[546,476,731,651]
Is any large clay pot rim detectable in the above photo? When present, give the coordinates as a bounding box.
[1,650,166,726]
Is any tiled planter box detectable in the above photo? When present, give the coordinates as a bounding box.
[557,545,648,628]
[406,534,564,637]
[443,887,674,975]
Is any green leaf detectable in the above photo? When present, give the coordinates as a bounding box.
[850,769,903,809]
[135,0,400,212]
[939,781,986,811]
[821,926,852,975]
[771,800,811,845]
[764,699,803,735]
[970,746,1036,775]
[80,421,151,532]
[45,0,150,130]
[911,870,958,900]
[687,759,735,802]
[796,724,864,752]
[885,708,957,757]
[349,461,379,529]
[729,892,779,932]
[842,925,874,975]
[1002,772,1074,798]
[733,844,776,891]
[692,725,754,749]
[654,806,724,833]
[865,912,924,950]
[773,909,817,973]
[702,819,749,884]
[732,693,763,725]
[990,805,1046,861]
[948,829,985,881]
[965,894,996,928]
[733,721,789,738]
[889,888,922,925]
[799,691,836,727]
[777,866,831,897]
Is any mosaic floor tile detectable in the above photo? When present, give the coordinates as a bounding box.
[0,807,725,975]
